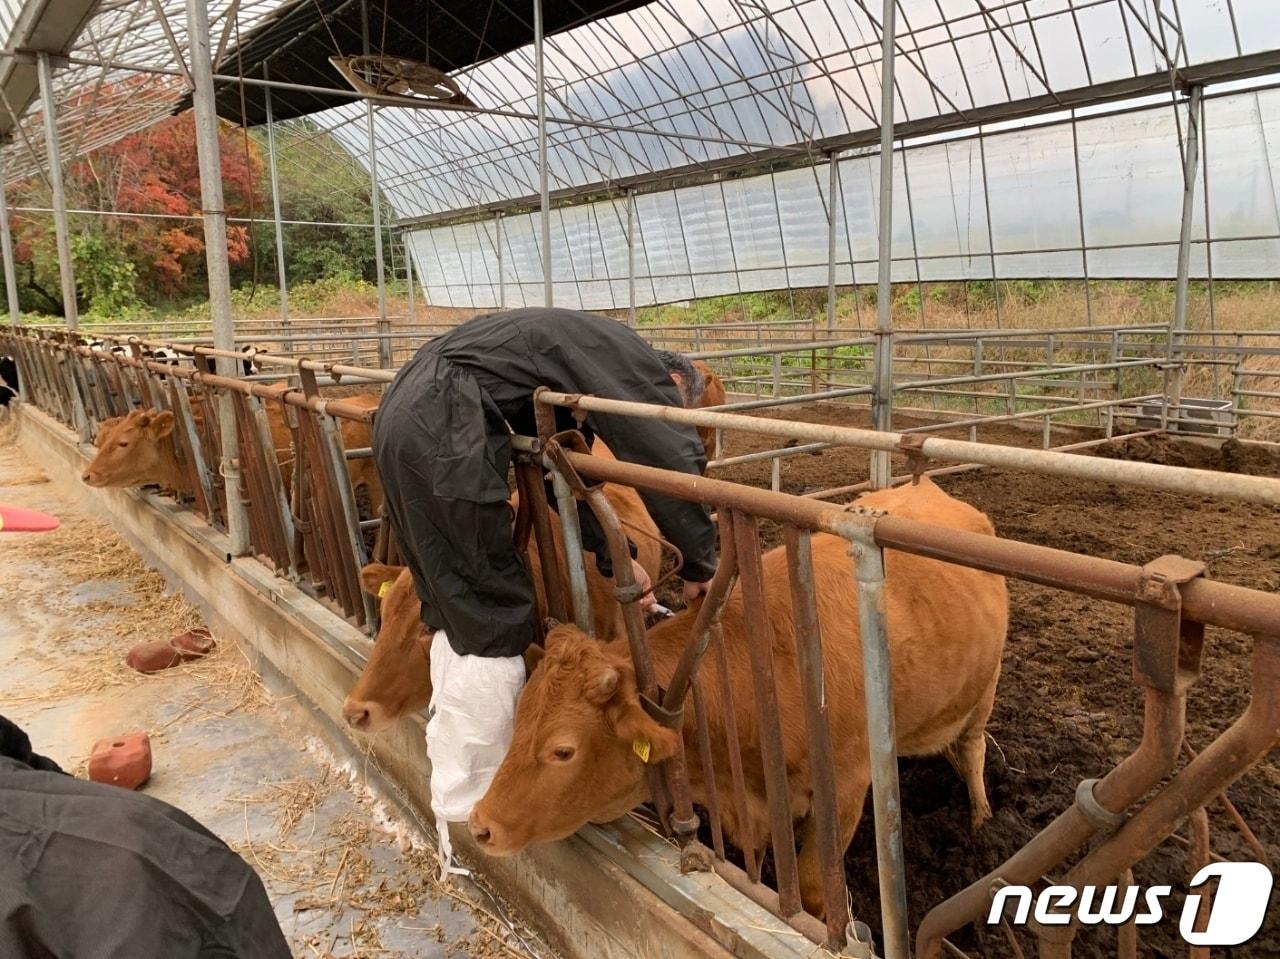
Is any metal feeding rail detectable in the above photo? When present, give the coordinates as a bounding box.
[8,327,1280,958]
[535,391,1280,507]
[527,404,1280,959]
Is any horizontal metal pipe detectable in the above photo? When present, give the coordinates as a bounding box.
[537,392,1280,506]
[556,449,1280,638]
[800,430,1166,501]
[708,441,831,469]
[49,340,381,422]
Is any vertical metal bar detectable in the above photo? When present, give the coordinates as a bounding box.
[871,0,897,490]
[36,53,77,332]
[783,525,851,948]
[184,0,249,556]
[626,192,636,325]
[826,153,839,336]
[534,0,552,307]
[495,214,506,309]
[405,232,417,328]
[169,377,216,521]
[0,151,21,334]
[711,614,758,880]
[1116,869,1138,959]
[733,510,802,917]
[546,460,593,634]
[319,411,376,624]
[691,676,725,860]
[515,459,567,622]
[250,397,298,576]
[848,520,909,959]
[1200,93,1219,399]
[1170,86,1203,415]
[367,102,391,367]
[263,63,289,343]
[1070,111,1094,329]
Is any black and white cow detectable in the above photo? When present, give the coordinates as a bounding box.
[0,355,19,407]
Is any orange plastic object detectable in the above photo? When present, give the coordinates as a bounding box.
[88,732,152,790]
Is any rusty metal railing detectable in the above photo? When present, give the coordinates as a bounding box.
[8,324,1280,957]
[528,392,1280,959]
[2,328,380,633]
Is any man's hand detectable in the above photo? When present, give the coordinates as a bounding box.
[682,580,711,603]
[631,558,658,612]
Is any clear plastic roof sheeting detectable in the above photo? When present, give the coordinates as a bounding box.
[405,86,1280,310]
[302,0,1280,307]
[2,0,1280,305]
[319,0,1280,225]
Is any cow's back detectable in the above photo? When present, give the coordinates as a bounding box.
[652,478,1006,815]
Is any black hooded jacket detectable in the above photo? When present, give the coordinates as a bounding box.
[374,308,718,657]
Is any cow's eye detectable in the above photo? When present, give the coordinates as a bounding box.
[117,441,129,448]
[551,746,576,762]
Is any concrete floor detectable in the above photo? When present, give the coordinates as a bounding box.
[0,429,547,959]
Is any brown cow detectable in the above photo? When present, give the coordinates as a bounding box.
[82,395,382,515]
[342,441,664,733]
[691,359,726,462]
[468,477,1008,915]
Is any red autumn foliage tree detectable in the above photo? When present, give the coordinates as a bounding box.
[6,108,263,312]
[70,111,262,295]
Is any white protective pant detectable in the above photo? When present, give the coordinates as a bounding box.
[425,630,525,878]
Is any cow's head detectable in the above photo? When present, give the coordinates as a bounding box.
[93,415,126,449]
[342,562,432,732]
[82,409,174,487]
[469,625,679,855]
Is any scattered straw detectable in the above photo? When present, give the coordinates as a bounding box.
[4,468,49,485]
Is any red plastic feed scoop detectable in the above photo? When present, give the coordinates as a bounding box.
[0,503,59,533]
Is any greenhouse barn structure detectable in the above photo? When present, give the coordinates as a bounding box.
[3,1,1280,958]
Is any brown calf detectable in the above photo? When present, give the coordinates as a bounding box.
[342,441,663,733]
[469,477,1008,915]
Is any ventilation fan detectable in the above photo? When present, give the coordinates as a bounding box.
[330,55,475,107]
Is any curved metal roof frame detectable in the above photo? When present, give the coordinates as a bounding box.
[304,0,1280,228]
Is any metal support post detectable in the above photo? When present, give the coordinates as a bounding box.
[404,233,417,323]
[534,0,552,307]
[36,53,77,332]
[183,0,249,556]
[626,191,636,325]
[826,153,839,335]
[0,168,13,315]
[848,518,909,959]
[263,63,289,344]
[0,150,21,339]
[367,102,391,367]
[870,0,897,489]
[1170,86,1203,420]
[496,214,505,309]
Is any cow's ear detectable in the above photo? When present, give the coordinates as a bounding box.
[149,410,175,438]
[360,562,403,597]
[608,698,680,765]
[523,643,545,677]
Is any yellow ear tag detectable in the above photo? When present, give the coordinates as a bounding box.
[632,738,651,764]
[378,580,393,598]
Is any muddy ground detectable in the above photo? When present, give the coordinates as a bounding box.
[707,405,1280,959]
